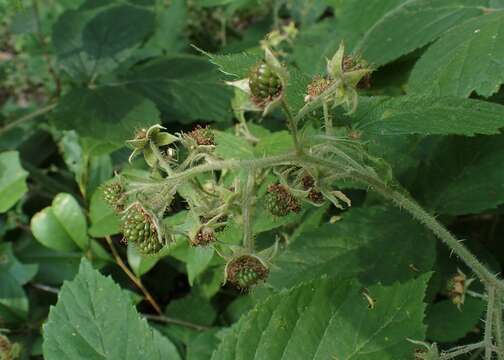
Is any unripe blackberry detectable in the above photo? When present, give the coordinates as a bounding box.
[249,62,282,102]
[102,181,125,212]
[188,125,215,146]
[301,175,324,204]
[225,254,269,289]
[121,204,163,255]
[265,184,300,217]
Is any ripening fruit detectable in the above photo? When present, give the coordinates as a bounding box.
[265,184,300,217]
[249,62,282,102]
[102,181,125,212]
[121,204,163,255]
[225,254,269,289]
[191,226,216,247]
[187,125,215,146]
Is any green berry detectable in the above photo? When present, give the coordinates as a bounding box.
[102,181,125,212]
[265,184,300,217]
[249,62,282,102]
[187,125,215,146]
[225,255,269,289]
[121,204,163,255]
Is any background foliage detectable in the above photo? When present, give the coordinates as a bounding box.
[1,0,504,359]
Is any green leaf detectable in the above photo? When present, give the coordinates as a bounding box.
[269,206,435,289]
[293,0,404,74]
[187,330,220,360]
[88,187,120,238]
[214,131,255,159]
[145,0,188,53]
[186,246,215,286]
[165,294,217,327]
[355,0,498,66]
[0,243,38,323]
[127,243,158,277]
[350,96,504,136]
[43,259,181,360]
[420,134,504,215]
[52,5,155,80]
[254,131,293,156]
[124,55,232,123]
[31,193,88,251]
[426,298,486,343]
[212,275,429,360]
[0,151,28,213]
[409,11,504,97]
[52,86,160,144]
[16,240,81,285]
[203,47,262,78]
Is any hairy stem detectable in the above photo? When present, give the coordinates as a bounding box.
[105,236,162,315]
[242,170,256,251]
[165,153,298,184]
[486,287,496,360]
[496,292,504,360]
[304,154,504,293]
[323,102,333,135]
[440,342,485,360]
[281,101,303,155]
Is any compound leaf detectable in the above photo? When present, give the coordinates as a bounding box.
[269,206,435,289]
[43,259,181,360]
[124,55,232,123]
[212,275,429,360]
[52,86,160,144]
[409,11,504,97]
[350,96,504,136]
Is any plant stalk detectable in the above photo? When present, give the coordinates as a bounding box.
[281,101,303,155]
[242,170,256,251]
[105,236,162,315]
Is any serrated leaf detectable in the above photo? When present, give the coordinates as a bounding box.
[269,206,435,289]
[409,11,504,97]
[52,5,155,80]
[212,275,429,360]
[52,86,160,144]
[293,0,404,75]
[356,0,499,66]
[124,55,232,123]
[43,259,181,360]
[203,47,262,78]
[350,96,504,136]
[0,151,28,213]
[254,131,293,156]
[426,298,485,342]
[419,134,504,215]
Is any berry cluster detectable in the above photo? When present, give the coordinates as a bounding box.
[265,183,300,216]
[301,175,324,204]
[249,61,282,104]
[187,125,215,146]
[121,204,163,255]
[102,181,125,212]
[225,255,269,289]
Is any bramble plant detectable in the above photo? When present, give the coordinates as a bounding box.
[2,1,504,360]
